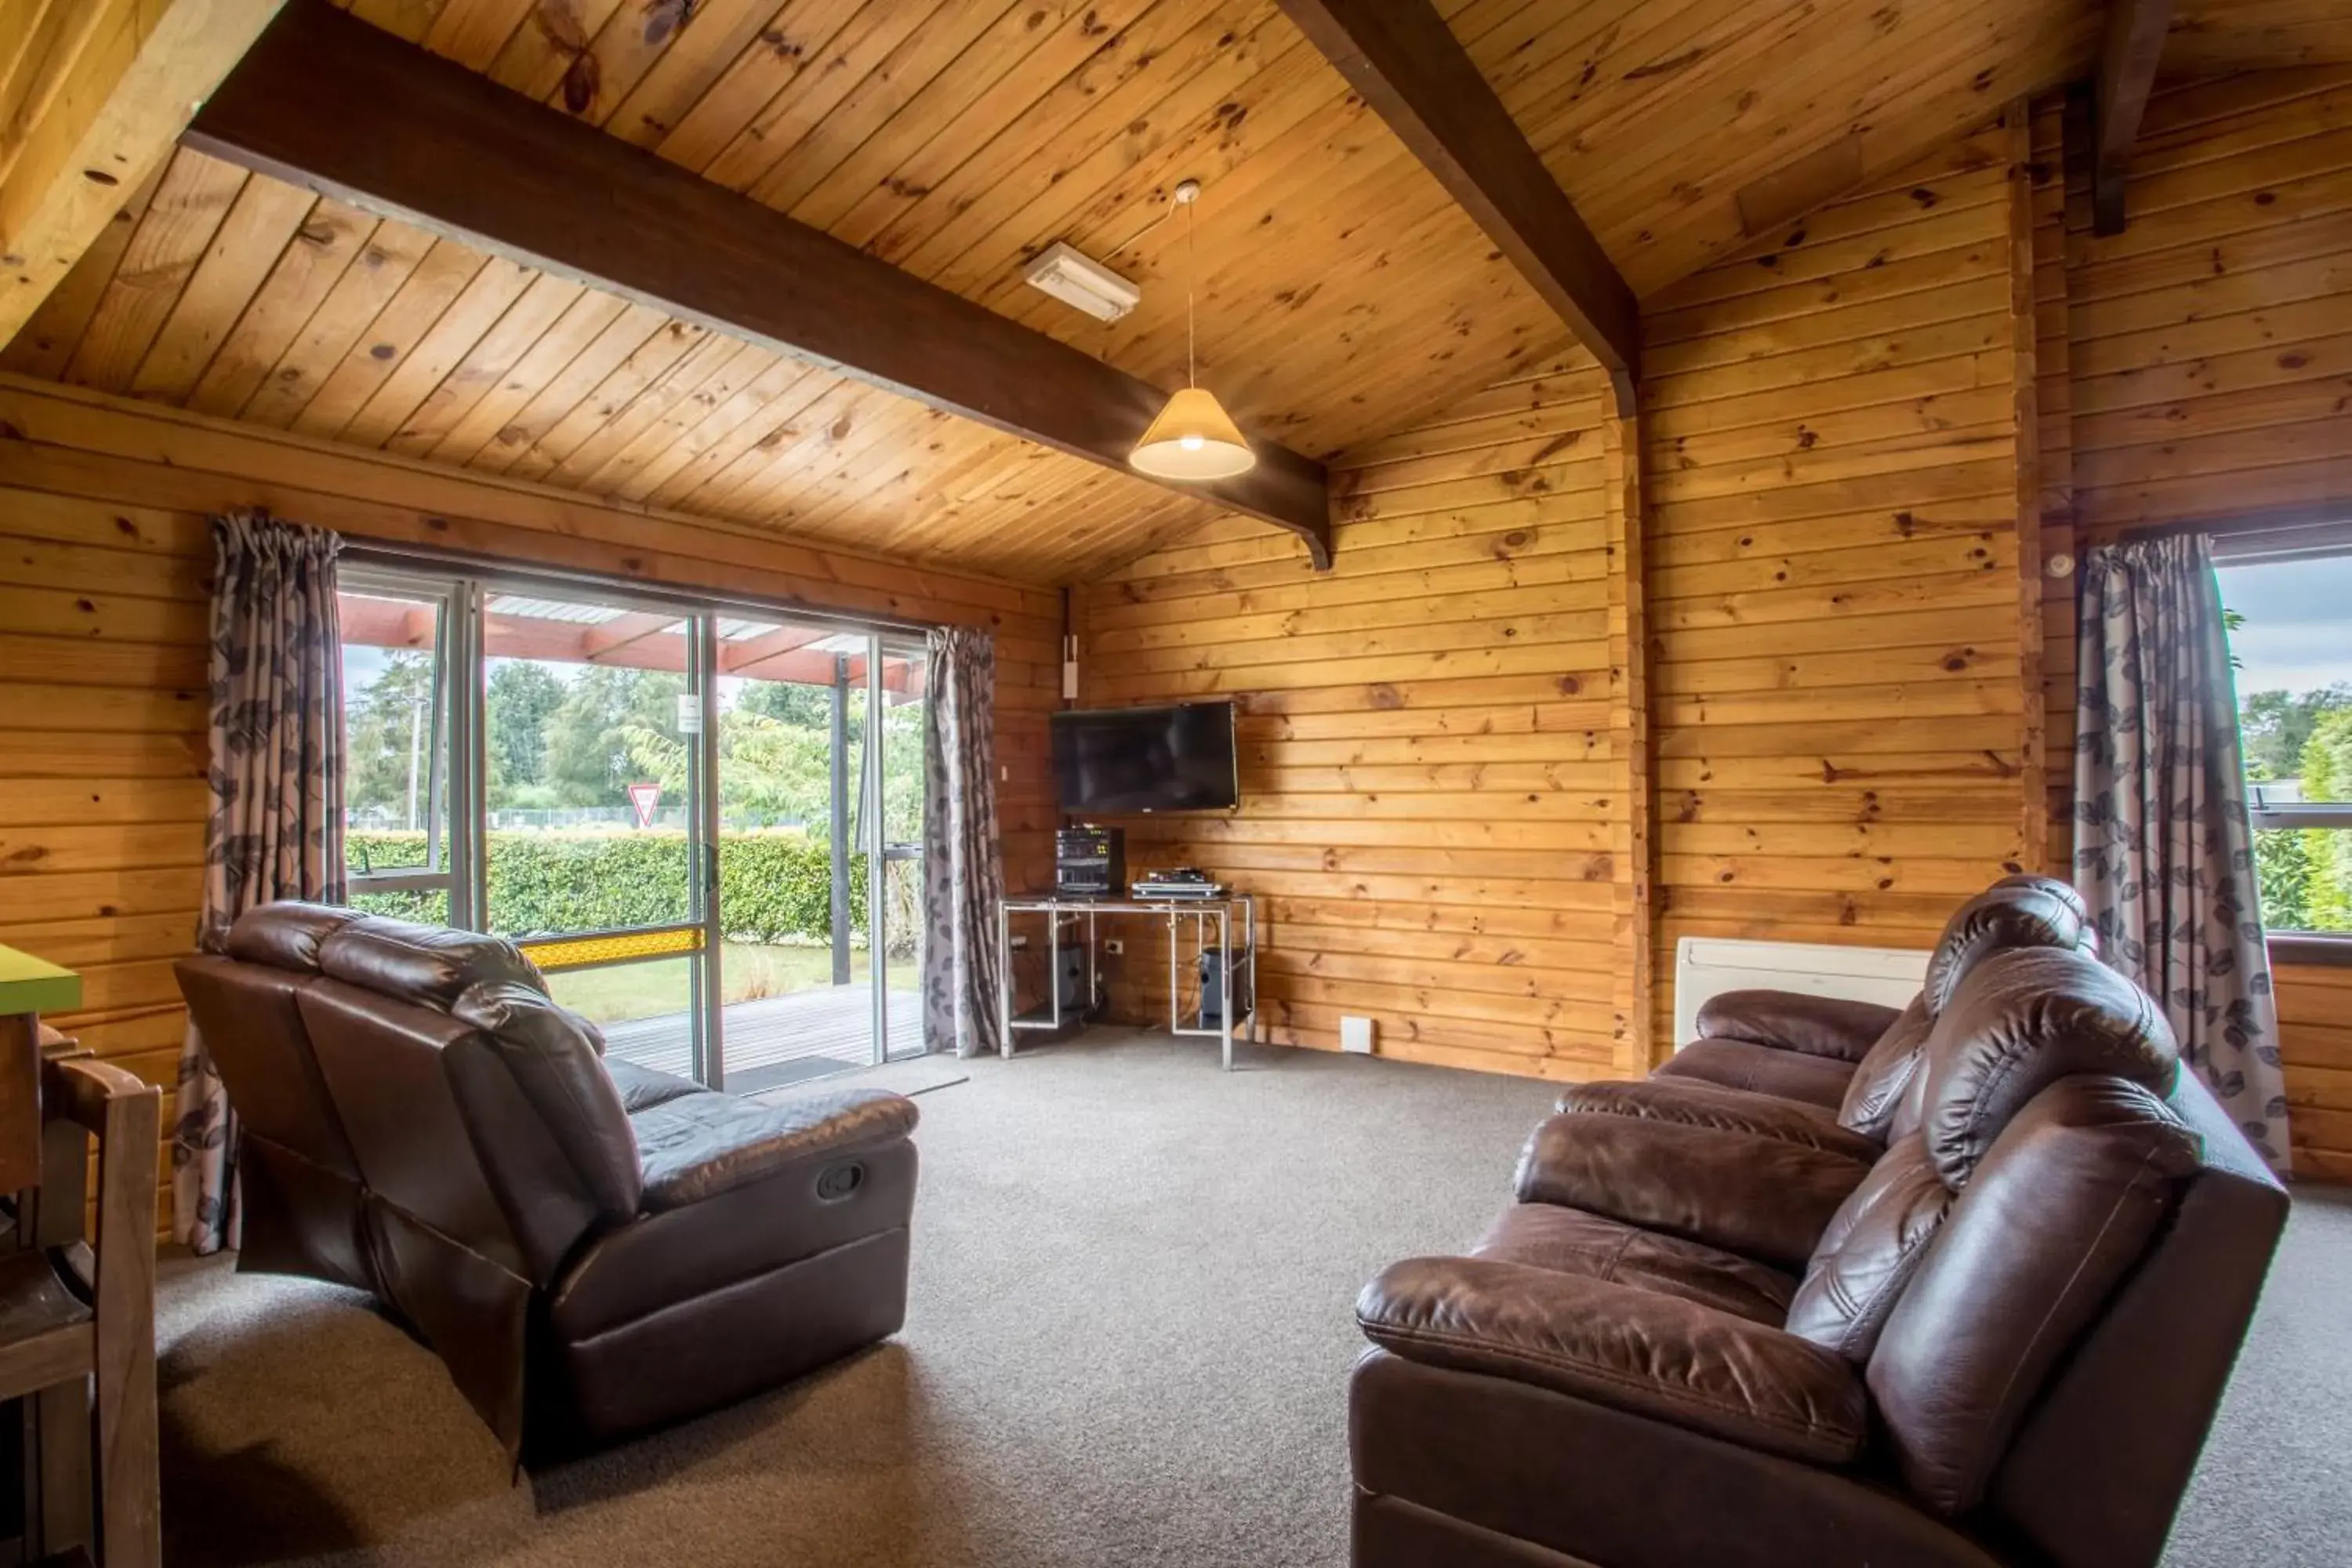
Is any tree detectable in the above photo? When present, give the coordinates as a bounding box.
[541,666,687,807]
[2291,711,2352,932]
[737,677,840,730]
[622,710,840,833]
[344,651,438,825]
[485,659,566,807]
[2238,684,2352,782]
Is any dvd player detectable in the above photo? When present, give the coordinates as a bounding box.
[1132,868,1228,899]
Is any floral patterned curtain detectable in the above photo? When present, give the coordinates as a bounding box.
[920,626,1005,1058]
[2074,535,2290,1171]
[175,511,346,1253]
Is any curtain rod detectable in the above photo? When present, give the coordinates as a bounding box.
[2104,501,2352,560]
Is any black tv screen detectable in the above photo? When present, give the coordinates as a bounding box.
[1051,702,1239,814]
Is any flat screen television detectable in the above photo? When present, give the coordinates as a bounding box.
[1051,701,1239,814]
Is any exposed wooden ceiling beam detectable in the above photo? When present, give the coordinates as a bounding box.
[1275,0,1641,397]
[0,0,286,343]
[2093,0,2176,234]
[184,0,1333,569]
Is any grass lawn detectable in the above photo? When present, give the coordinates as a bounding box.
[547,942,876,1023]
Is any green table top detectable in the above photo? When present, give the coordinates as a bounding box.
[0,946,79,1017]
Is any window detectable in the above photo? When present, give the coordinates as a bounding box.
[2216,550,2352,935]
[339,570,467,926]
[331,557,928,1084]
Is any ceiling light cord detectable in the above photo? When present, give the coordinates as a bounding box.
[1185,194,1197,389]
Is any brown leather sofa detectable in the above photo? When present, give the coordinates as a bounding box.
[1350,943,2287,1568]
[1651,873,2090,1114]
[175,902,920,1459]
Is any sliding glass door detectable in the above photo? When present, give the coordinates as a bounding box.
[333,564,924,1088]
[477,590,710,1079]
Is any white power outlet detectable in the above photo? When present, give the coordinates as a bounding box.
[1104,938,1124,956]
[1341,1015,1376,1054]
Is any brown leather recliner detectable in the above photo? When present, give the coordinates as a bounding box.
[1653,873,2091,1116]
[174,902,920,1459]
[1351,944,2288,1568]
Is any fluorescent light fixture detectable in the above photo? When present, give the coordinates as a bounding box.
[1022,241,1142,322]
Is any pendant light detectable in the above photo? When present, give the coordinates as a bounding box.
[1131,179,1255,481]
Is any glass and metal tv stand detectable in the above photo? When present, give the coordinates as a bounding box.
[995,895,1259,1070]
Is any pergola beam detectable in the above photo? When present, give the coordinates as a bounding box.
[338,599,914,691]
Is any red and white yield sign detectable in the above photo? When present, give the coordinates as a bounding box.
[626,782,662,829]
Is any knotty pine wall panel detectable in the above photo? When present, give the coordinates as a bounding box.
[1639,127,2037,1051]
[0,373,1063,1220]
[2066,67,2352,535]
[1072,357,1647,1081]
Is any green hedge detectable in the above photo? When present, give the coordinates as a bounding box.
[347,829,870,943]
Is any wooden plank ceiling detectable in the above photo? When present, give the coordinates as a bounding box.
[8,0,2332,583]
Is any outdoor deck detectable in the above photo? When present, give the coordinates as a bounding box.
[602,983,923,1094]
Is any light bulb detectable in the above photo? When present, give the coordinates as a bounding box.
[1180,434,1204,451]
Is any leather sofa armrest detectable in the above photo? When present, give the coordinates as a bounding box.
[1514,1112,1870,1269]
[635,1088,917,1211]
[1695,990,1904,1063]
[1554,1080,1882,1162]
[1358,1256,1867,1467]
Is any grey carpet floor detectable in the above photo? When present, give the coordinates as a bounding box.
[153,1033,2352,1567]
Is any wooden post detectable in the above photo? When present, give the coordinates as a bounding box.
[1603,379,1653,1075]
[2005,102,2049,879]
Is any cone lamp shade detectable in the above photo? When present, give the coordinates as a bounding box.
[1131,385,1255,480]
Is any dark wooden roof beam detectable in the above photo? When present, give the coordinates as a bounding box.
[185,0,1332,569]
[1276,0,1642,398]
[2093,0,2176,234]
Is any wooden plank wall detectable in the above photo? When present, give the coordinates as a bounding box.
[1637,128,2037,1048]
[1071,354,1649,1081]
[0,372,1062,1223]
[2064,68,2352,534]
[2042,67,2352,1180]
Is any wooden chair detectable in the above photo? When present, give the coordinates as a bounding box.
[1,1054,160,1567]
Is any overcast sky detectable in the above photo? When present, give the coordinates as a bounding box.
[2216,557,2352,698]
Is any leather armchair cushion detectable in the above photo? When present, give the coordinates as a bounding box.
[1693,991,1904,1064]
[604,1058,707,1115]
[1838,996,1934,1141]
[1555,1080,1882,1163]
[1870,1077,2201,1515]
[1472,1202,1797,1326]
[1358,1256,1867,1468]
[318,915,545,1011]
[1918,887,2082,1016]
[449,980,641,1223]
[225,901,366,971]
[1650,1039,1853,1110]
[633,1086,920,1210]
[1515,1113,1871,1269]
[1990,873,2088,926]
[1784,1134,1952,1363]
[1915,947,2179,1189]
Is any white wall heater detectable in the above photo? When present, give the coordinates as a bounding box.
[1671,937,1933,1049]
